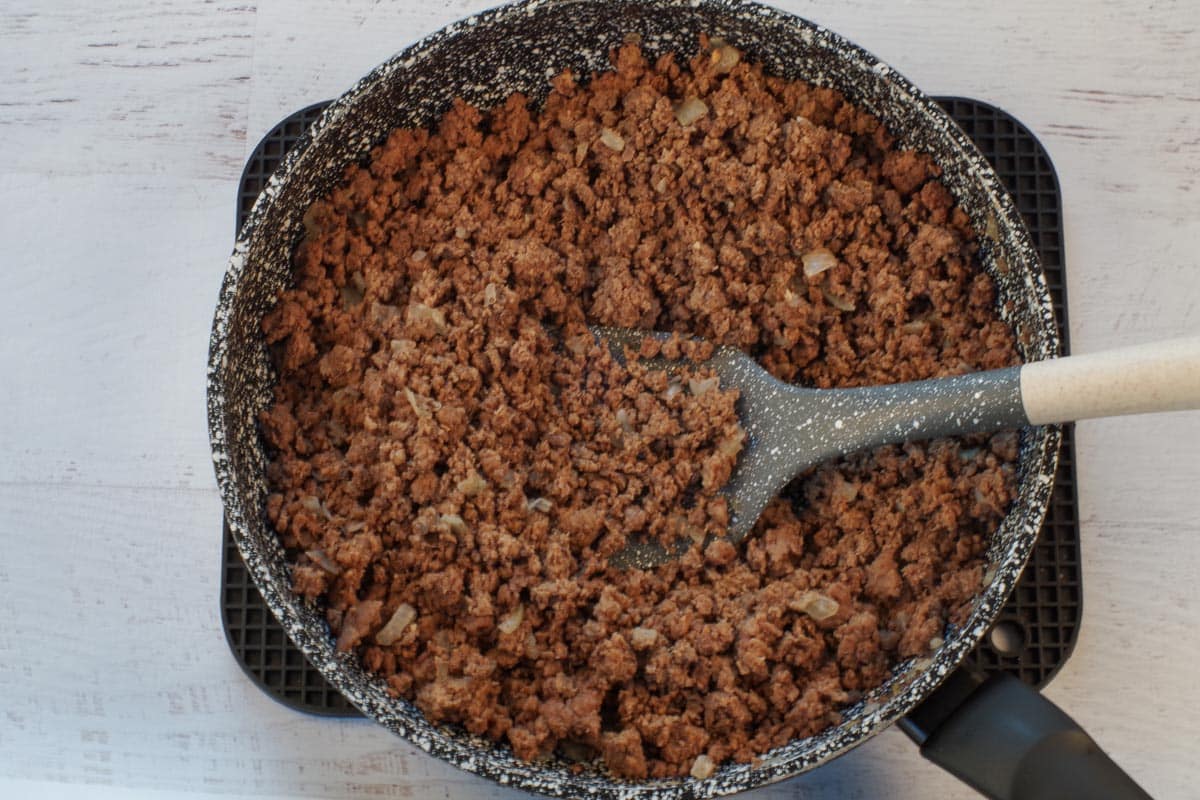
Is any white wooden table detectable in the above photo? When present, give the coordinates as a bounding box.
[2,1,1197,798]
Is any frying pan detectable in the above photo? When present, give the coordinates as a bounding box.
[206,0,1150,797]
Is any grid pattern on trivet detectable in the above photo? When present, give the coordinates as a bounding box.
[220,97,1081,716]
[938,97,1080,686]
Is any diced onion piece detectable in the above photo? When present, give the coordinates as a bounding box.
[821,281,856,312]
[599,127,626,152]
[483,283,499,306]
[300,495,332,520]
[802,248,838,277]
[717,428,746,457]
[404,388,430,419]
[344,520,365,533]
[526,497,553,514]
[410,249,427,263]
[390,338,417,357]
[370,302,402,326]
[690,754,716,780]
[375,602,417,646]
[305,548,341,575]
[629,627,659,650]
[498,603,524,635]
[688,375,720,396]
[403,388,439,419]
[709,41,741,74]
[929,635,945,650]
[406,302,447,333]
[789,590,840,621]
[440,514,467,535]
[615,408,635,435]
[674,97,709,127]
[457,471,488,497]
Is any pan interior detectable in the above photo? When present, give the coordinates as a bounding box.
[207,1,1060,796]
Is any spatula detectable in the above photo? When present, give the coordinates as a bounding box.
[592,326,1200,569]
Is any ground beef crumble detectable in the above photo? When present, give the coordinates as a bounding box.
[260,38,1020,779]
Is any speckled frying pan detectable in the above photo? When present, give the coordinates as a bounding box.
[206,1,1149,797]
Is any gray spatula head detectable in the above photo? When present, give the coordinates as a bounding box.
[592,326,1026,570]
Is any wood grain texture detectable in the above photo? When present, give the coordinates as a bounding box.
[1,1,1197,798]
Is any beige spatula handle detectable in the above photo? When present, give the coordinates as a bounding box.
[1019,336,1200,425]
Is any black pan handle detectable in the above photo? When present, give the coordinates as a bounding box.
[900,668,1152,800]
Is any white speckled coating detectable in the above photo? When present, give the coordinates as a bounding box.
[206,0,1061,796]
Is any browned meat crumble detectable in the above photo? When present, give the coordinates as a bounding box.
[260,37,1019,779]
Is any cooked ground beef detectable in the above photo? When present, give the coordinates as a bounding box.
[260,37,1019,779]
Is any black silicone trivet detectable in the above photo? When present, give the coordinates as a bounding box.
[221,97,1080,716]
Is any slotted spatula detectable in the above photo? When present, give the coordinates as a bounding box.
[593,326,1200,569]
